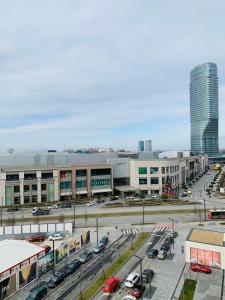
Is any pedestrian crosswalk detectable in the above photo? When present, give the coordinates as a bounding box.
[121,227,139,236]
[152,225,175,233]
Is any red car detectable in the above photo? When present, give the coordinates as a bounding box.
[191,263,211,274]
[27,234,46,243]
[102,276,120,293]
[43,245,51,254]
[131,284,146,298]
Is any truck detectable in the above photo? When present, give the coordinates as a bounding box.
[32,207,50,216]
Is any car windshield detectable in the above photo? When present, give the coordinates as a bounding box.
[51,276,58,282]
[104,282,110,287]
[80,252,87,258]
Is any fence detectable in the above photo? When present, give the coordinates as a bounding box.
[0,222,73,236]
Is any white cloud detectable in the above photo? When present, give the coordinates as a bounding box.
[0,0,224,150]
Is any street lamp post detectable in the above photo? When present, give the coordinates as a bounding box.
[134,254,143,292]
[73,200,76,233]
[96,217,99,244]
[142,199,145,225]
[168,217,175,249]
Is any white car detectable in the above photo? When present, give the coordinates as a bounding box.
[124,272,140,288]
[48,204,58,209]
[126,195,134,199]
[86,202,95,206]
[48,233,63,241]
[123,296,136,300]
[151,194,158,198]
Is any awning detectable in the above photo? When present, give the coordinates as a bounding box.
[92,188,112,194]
[115,185,139,192]
[60,192,72,196]
[76,190,88,195]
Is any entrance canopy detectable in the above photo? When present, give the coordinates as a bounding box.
[115,185,139,192]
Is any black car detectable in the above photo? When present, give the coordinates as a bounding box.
[96,199,105,203]
[100,236,109,245]
[60,203,72,208]
[7,207,19,212]
[26,282,47,300]
[148,248,158,258]
[110,196,119,201]
[160,243,170,252]
[65,259,82,276]
[165,236,174,245]
[78,250,93,263]
[142,269,154,283]
[47,271,65,288]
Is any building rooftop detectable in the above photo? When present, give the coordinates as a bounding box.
[187,229,224,246]
[0,240,44,274]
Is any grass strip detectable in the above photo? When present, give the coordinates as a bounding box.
[179,279,197,300]
[2,208,207,225]
[76,232,150,300]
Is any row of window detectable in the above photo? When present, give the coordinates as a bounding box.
[139,178,159,185]
[5,193,55,205]
[139,166,179,175]
[6,172,54,181]
[60,179,111,189]
[5,183,54,194]
[139,175,179,185]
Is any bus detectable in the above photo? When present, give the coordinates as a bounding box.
[208,209,225,219]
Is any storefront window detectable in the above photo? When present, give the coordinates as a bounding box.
[190,247,221,268]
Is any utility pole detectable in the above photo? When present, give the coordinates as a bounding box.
[73,200,76,233]
[203,198,207,221]
[168,217,175,249]
[96,217,99,244]
[142,199,145,225]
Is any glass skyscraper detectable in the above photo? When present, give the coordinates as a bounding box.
[190,62,219,157]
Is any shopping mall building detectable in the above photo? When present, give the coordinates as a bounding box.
[0,152,208,206]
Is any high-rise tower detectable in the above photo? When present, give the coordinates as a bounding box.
[190,62,219,157]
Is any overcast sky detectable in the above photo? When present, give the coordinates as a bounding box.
[0,0,224,152]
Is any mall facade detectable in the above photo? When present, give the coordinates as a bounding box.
[0,153,208,206]
[0,164,113,206]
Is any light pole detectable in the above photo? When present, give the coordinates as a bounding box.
[73,199,76,233]
[142,199,145,225]
[134,254,143,297]
[168,217,175,249]
[96,217,99,244]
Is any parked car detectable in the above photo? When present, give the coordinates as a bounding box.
[43,245,51,254]
[191,264,211,274]
[65,259,82,276]
[96,199,105,203]
[126,195,134,199]
[181,192,188,197]
[78,250,93,263]
[142,269,154,283]
[160,243,170,252]
[48,204,58,209]
[165,236,174,245]
[48,233,63,241]
[157,250,167,260]
[60,203,72,208]
[7,207,19,212]
[26,282,48,300]
[148,248,158,258]
[124,273,140,288]
[122,296,136,300]
[93,243,106,254]
[100,236,109,245]
[150,194,158,198]
[86,201,95,206]
[47,271,65,288]
[132,284,146,298]
[102,276,120,293]
[110,196,119,201]
[27,234,46,243]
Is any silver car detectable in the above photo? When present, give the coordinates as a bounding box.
[157,250,167,260]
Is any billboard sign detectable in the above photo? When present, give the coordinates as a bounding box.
[0,274,16,299]
[19,262,37,288]
[81,230,90,248]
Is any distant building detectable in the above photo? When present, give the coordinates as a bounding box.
[138,140,152,152]
[138,141,145,152]
[190,62,219,157]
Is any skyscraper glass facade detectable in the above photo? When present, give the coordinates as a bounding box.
[190,62,219,157]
